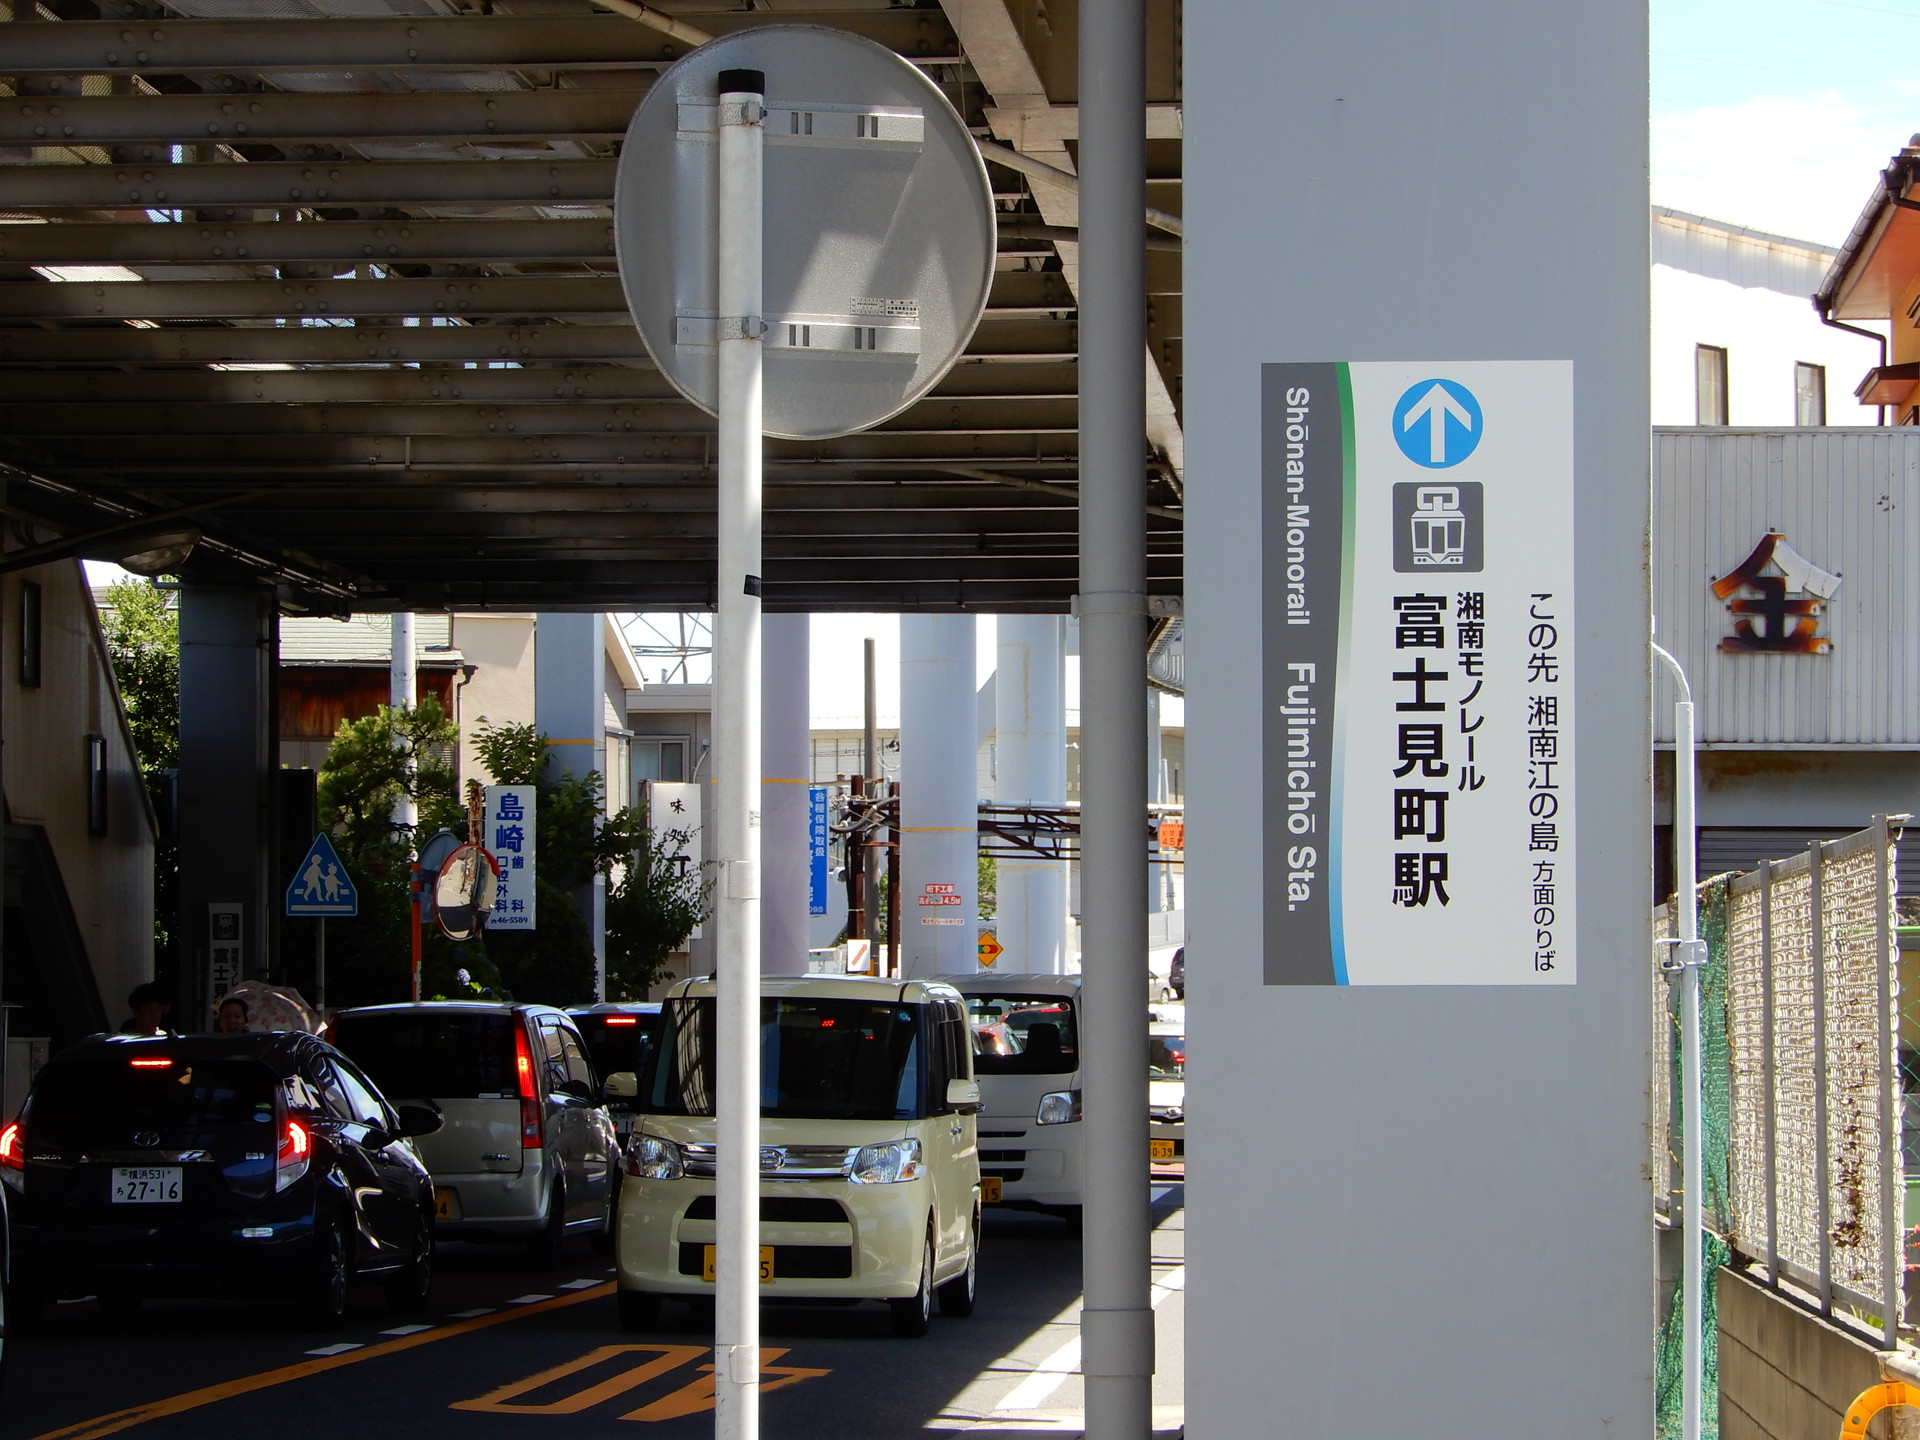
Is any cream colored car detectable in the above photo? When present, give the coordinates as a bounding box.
[609,975,982,1338]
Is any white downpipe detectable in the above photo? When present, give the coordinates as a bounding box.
[390,612,416,833]
[1654,641,1702,1440]
[713,67,765,1440]
[994,614,1067,972]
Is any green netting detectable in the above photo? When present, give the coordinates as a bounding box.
[1655,877,1732,1440]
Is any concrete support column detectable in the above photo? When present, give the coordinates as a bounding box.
[900,614,977,977]
[761,613,811,974]
[994,615,1067,973]
[178,585,278,1017]
[535,612,606,997]
[390,612,416,833]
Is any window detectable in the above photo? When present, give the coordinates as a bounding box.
[86,734,107,837]
[1795,362,1827,425]
[963,993,1079,1075]
[19,579,41,688]
[1695,345,1729,425]
[634,737,689,783]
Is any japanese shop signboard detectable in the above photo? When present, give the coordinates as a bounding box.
[1263,361,1575,985]
[483,784,538,931]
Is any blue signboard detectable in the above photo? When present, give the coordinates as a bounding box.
[808,786,830,916]
[285,832,359,918]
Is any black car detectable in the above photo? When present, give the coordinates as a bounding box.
[1166,947,1185,1001]
[0,1031,441,1329]
[565,1003,661,1142]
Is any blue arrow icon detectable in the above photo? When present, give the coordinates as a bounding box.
[1392,379,1483,469]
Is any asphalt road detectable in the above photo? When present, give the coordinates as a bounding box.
[3,1186,1185,1440]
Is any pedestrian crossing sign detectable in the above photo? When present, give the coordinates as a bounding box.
[285,833,359,918]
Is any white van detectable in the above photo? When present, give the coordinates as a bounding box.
[938,973,1085,1225]
[329,1002,619,1266]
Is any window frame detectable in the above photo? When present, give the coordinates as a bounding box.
[19,578,42,688]
[86,733,108,837]
[1695,344,1729,426]
[1794,361,1828,426]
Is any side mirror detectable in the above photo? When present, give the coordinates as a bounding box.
[603,1071,639,1101]
[395,1104,444,1139]
[554,1078,594,1103]
[946,1077,982,1114]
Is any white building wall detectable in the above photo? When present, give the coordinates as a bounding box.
[1651,208,1883,428]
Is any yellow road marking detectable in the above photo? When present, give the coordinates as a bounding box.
[451,1345,707,1415]
[621,1351,831,1423]
[31,1283,616,1440]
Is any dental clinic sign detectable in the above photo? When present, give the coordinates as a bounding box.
[1264,362,1576,985]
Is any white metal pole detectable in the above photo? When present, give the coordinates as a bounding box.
[390,612,416,833]
[1654,642,1701,1440]
[713,65,765,1440]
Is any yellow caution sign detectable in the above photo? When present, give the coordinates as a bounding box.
[978,931,1004,967]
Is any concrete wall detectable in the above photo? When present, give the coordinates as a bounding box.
[452,614,536,779]
[9,563,156,1015]
[1717,1262,1916,1440]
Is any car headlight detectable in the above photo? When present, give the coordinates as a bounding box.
[848,1138,923,1185]
[625,1132,684,1180]
[1036,1091,1082,1125]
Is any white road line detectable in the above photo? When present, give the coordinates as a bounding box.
[447,1307,495,1319]
[304,1343,364,1357]
[506,1293,554,1305]
[993,1265,1186,1414]
[380,1324,434,1336]
[557,1278,601,1290]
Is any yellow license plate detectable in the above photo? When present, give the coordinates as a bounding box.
[980,1176,1004,1204]
[702,1245,775,1283]
[1150,1139,1177,1162]
[433,1187,460,1221]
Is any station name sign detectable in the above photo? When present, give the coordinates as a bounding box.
[1262,361,1577,985]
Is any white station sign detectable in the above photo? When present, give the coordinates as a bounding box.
[1265,361,1576,985]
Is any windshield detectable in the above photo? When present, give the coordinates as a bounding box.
[642,996,925,1121]
[574,1014,657,1090]
[329,1011,518,1100]
[963,994,1079,1075]
[1148,1033,1186,1081]
[30,1057,276,1145]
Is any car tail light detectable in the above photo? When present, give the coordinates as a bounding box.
[515,1024,543,1150]
[603,1016,638,1027]
[276,1116,311,1193]
[129,1057,173,1069]
[0,1120,24,1174]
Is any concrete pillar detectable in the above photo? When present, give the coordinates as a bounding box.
[994,615,1067,973]
[761,613,811,974]
[535,612,606,996]
[389,612,416,833]
[900,614,977,977]
[178,585,278,1019]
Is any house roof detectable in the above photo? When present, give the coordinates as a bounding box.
[1817,140,1920,322]
[279,612,459,666]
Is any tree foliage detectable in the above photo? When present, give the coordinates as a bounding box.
[97,579,179,973]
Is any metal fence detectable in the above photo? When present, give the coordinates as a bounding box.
[1653,817,1903,1343]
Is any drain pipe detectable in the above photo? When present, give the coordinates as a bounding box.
[1814,296,1888,426]
[1653,641,1706,1440]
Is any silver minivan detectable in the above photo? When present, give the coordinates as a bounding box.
[328,1002,618,1266]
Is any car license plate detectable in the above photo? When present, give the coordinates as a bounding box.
[433,1188,460,1221]
[111,1166,183,1203]
[703,1245,774,1283]
[980,1176,1003,1203]
[1150,1139,1177,1162]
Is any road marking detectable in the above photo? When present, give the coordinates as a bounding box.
[30,1283,616,1440]
[558,1278,601,1290]
[448,1307,495,1318]
[451,1344,831,1423]
[992,1265,1186,1414]
[380,1324,434,1336]
[506,1293,553,1304]
[302,1343,363,1358]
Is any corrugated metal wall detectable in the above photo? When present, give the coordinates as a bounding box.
[1655,428,1920,745]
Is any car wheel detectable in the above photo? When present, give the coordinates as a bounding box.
[7,1281,47,1338]
[616,1288,661,1331]
[937,1214,979,1318]
[591,1167,621,1256]
[385,1215,433,1312]
[303,1220,350,1330]
[889,1233,934,1338]
[525,1182,566,1269]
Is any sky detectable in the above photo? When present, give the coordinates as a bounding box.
[1652,0,1920,242]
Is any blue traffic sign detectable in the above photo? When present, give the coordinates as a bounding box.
[286,832,358,917]
[1392,378,1483,468]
